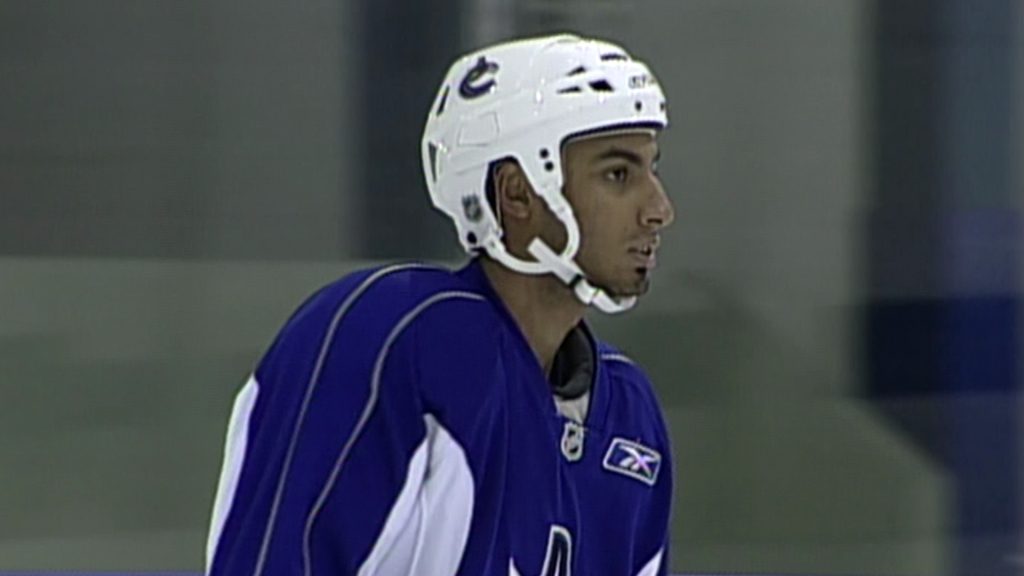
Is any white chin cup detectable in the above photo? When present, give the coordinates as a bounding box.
[527,238,637,314]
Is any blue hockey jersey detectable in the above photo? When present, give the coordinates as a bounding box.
[205,259,673,575]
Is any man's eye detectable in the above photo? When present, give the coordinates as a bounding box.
[606,167,629,183]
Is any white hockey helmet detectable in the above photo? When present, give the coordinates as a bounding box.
[421,33,668,313]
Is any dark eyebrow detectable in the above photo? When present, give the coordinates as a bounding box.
[594,147,659,167]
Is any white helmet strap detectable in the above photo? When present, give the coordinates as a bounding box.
[527,238,637,314]
[482,176,637,314]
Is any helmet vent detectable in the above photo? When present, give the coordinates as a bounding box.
[589,80,614,92]
[600,53,628,62]
[568,65,587,76]
[427,142,439,182]
[436,86,450,116]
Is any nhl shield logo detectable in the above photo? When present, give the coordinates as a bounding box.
[560,421,585,462]
[462,195,484,222]
[602,437,661,486]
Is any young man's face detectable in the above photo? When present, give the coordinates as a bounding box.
[556,130,675,298]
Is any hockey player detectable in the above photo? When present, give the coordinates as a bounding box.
[206,33,676,576]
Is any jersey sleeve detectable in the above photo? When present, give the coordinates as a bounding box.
[309,292,510,576]
[206,276,507,576]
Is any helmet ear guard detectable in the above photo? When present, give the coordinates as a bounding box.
[421,33,667,313]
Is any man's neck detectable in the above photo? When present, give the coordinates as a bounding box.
[479,257,587,376]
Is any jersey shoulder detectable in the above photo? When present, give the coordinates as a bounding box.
[596,340,667,427]
[294,262,509,429]
[350,261,505,343]
[282,261,494,336]
[261,261,503,369]
[596,340,651,387]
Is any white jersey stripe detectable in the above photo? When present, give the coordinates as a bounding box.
[355,419,430,576]
[356,414,475,575]
[205,375,260,574]
[635,547,664,576]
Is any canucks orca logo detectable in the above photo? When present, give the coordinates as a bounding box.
[459,56,499,99]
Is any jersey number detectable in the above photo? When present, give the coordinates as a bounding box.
[541,525,573,576]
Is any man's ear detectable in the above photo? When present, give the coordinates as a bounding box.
[492,161,534,220]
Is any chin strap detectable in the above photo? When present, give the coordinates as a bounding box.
[527,238,637,314]
[478,179,637,314]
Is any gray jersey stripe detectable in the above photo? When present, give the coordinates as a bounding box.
[600,353,635,365]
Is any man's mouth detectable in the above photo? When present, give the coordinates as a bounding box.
[629,245,657,269]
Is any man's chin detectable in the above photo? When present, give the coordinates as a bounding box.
[601,270,652,299]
